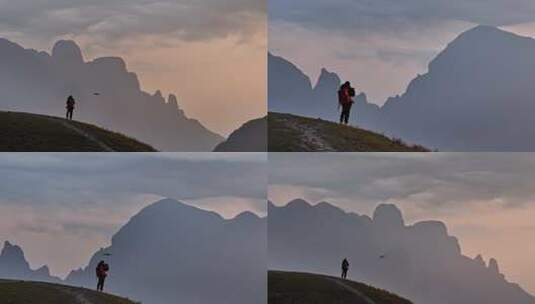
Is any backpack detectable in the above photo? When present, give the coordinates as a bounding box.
[349,87,356,97]
[338,89,344,105]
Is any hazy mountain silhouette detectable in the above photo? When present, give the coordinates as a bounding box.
[269,25,535,151]
[0,38,223,151]
[214,116,267,151]
[269,199,535,304]
[0,241,60,283]
[269,53,340,121]
[65,198,266,304]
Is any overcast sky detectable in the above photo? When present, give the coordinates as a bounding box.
[0,153,266,278]
[269,0,535,104]
[0,0,266,136]
[269,153,535,296]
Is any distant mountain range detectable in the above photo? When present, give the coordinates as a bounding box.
[0,38,224,151]
[269,25,535,151]
[269,199,535,304]
[0,241,61,284]
[0,199,266,304]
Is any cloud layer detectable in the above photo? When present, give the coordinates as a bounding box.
[269,153,535,213]
[270,0,535,33]
[1,0,264,44]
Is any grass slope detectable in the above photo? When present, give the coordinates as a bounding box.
[0,279,137,304]
[269,112,429,152]
[269,271,413,304]
[0,111,156,152]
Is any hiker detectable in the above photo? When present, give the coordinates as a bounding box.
[341,258,350,279]
[66,95,76,120]
[96,260,109,292]
[338,81,355,125]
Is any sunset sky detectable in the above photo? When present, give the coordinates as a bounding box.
[269,153,535,296]
[0,153,266,278]
[269,0,535,104]
[0,0,266,136]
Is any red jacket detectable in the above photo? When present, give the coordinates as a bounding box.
[96,263,108,278]
[339,87,352,105]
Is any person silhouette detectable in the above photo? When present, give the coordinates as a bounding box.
[341,258,349,279]
[96,260,109,292]
[65,95,76,120]
[338,82,355,125]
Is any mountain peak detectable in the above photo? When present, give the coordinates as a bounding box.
[373,204,404,227]
[286,198,312,209]
[144,198,187,210]
[233,211,260,224]
[489,258,500,274]
[474,254,485,266]
[51,40,84,63]
[0,241,30,272]
[465,25,501,34]
[1,241,24,258]
[314,68,341,90]
[453,25,520,44]
[168,94,180,109]
[130,198,223,223]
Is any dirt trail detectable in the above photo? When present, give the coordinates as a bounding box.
[51,118,115,152]
[283,117,335,151]
[328,277,377,304]
[52,285,94,304]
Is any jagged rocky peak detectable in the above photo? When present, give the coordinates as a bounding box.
[474,254,485,266]
[1,241,26,261]
[315,68,341,88]
[51,40,84,63]
[373,203,405,228]
[168,94,179,108]
[0,240,31,274]
[154,90,164,99]
[489,258,500,274]
[34,265,51,277]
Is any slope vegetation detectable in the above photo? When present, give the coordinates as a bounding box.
[0,111,156,152]
[268,112,428,152]
[269,271,413,304]
[0,279,137,304]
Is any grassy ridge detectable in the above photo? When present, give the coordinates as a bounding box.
[268,112,429,152]
[0,111,156,152]
[0,279,137,304]
[269,271,413,304]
